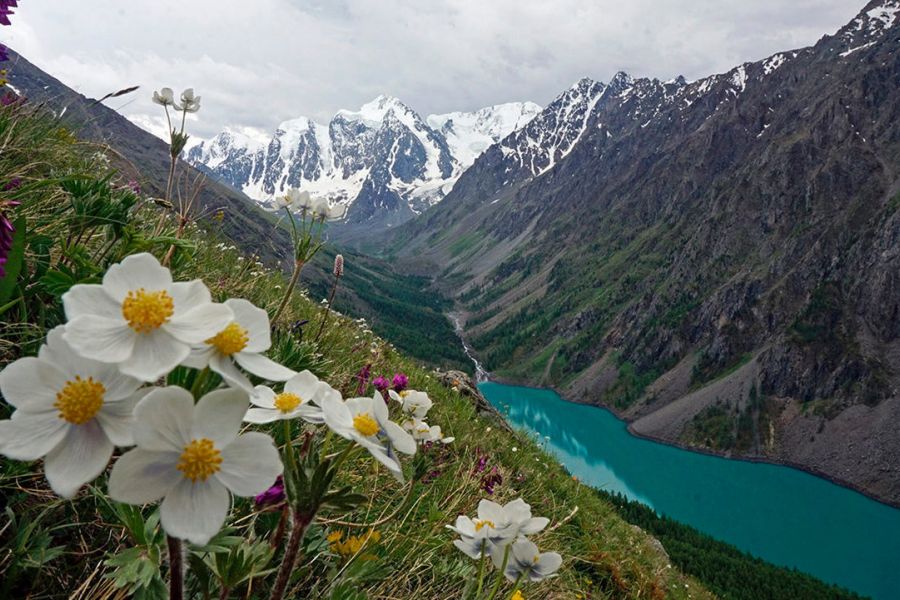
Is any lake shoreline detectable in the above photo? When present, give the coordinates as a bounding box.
[485,372,900,511]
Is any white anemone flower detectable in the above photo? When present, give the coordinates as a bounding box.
[492,538,562,582]
[243,370,334,425]
[182,298,294,391]
[321,392,415,482]
[447,498,549,558]
[389,389,432,419]
[180,88,201,113]
[108,387,282,545]
[405,419,454,444]
[152,87,176,107]
[0,327,144,498]
[61,253,233,382]
[270,188,311,212]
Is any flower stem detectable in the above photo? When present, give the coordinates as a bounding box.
[271,259,304,327]
[268,511,313,600]
[475,541,487,599]
[313,272,340,343]
[484,544,511,600]
[167,535,184,600]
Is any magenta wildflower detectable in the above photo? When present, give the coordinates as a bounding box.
[126,179,140,194]
[481,466,503,495]
[0,1,18,28]
[355,363,371,395]
[373,375,390,391]
[391,373,409,392]
[0,213,15,278]
[0,44,8,63]
[254,475,285,508]
[473,454,489,474]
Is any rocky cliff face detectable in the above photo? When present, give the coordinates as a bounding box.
[393,1,900,503]
[187,97,541,233]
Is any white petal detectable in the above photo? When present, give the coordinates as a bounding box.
[294,405,325,424]
[133,387,194,452]
[169,280,212,312]
[345,396,373,418]
[160,479,230,545]
[358,438,404,482]
[519,517,550,536]
[96,394,141,446]
[182,345,214,370]
[102,253,172,302]
[164,303,234,345]
[313,383,341,407]
[454,537,487,559]
[215,432,282,496]
[478,500,506,525]
[210,353,253,392]
[62,284,121,320]
[225,299,271,353]
[233,352,294,382]
[283,370,321,401]
[249,385,277,409]
[42,329,142,401]
[44,421,114,498]
[108,448,181,504]
[0,356,67,411]
[63,316,136,364]
[243,408,281,424]
[118,330,189,382]
[533,552,562,578]
[370,393,389,423]
[0,412,67,460]
[192,388,248,449]
[383,420,416,455]
[322,395,353,437]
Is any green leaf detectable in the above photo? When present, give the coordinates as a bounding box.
[0,215,26,304]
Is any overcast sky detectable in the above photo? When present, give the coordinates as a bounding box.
[6,0,862,140]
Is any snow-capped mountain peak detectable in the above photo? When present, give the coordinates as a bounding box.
[187,96,542,226]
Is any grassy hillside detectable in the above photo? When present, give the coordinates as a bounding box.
[0,86,710,598]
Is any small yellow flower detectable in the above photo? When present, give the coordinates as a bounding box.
[511,591,525,600]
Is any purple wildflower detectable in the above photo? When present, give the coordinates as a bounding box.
[355,363,371,395]
[391,373,409,393]
[0,210,15,279]
[3,177,20,192]
[373,375,390,392]
[0,44,8,63]
[254,475,285,508]
[126,179,140,194]
[333,254,344,278]
[1,92,18,106]
[473,454,489,474]
[481,467,503,495]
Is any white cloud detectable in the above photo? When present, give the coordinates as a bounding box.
[5,0,863,139]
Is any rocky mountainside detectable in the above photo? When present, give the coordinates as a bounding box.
[187,97,540,232]
[392,1,900,503]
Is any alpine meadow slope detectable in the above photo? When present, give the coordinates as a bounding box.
[390,0,900,504]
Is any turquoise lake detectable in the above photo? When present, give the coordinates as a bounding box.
[479,381,900,600]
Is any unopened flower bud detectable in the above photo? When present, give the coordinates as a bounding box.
[333,254,344,278]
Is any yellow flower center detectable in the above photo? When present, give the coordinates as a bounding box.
[55,376,105,424]
[274,392,302,413]
[205,322,249,355]
[474,519,495,532]
[399,390,411,398]
[352,413,380,437]
[177,438,222,482]
[511,591,525,600]
[121,288,174,333]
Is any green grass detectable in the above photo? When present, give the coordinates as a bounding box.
[0,91,712,599]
